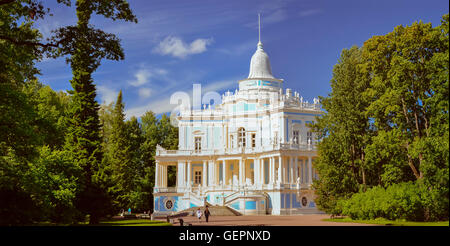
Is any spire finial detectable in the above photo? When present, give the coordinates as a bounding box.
[258,13,261,43]
[257,13,263,50]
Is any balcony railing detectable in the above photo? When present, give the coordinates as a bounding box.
[153,187,178,193]
[156,143,317,157]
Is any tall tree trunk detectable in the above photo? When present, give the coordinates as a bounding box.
[361,150,366,191]
[405,141,421,179]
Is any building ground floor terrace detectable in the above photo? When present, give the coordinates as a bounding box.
[153,150,321,215]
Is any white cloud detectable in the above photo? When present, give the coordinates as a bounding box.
[128,69,151,87]
[299,9,322,17]
[217,39,256,56]
[264,9,288,24]
[202,79,237,93]
[125,77,239,119]
[97,85,118,105]
[125,97,175,119]
[128,68,168,87]
[153,36,213,59]
[138,87,152,98]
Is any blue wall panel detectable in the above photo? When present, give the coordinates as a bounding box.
[231,202,240,210]
[286,193,291,208]
[155,197,159,211]
[245,201,256,210]
[292,194,302,208]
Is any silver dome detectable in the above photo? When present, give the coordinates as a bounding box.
[248,42,275,79]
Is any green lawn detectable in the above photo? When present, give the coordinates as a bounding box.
[323,217,449,226]
[99,219,172,226]
[33,219,172,226]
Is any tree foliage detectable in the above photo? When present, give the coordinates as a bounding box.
[313,14,449,221]
[100,101,179,212]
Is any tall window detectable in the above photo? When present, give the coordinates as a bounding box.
[251,133,256,148]
[195,137,202,152]
[230,135,234,148]
[238,128,246,147]
[194,171,202,185]
[307,131,312,144]
[293,130,299,144]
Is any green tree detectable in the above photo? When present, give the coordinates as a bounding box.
[27,146,80,223]
[125,117,149,211]
[139,111,179,211]
[140,111,159,211]
[49,1,137,224]
[312,46,372,213]
[158,114,179,187]
[106,90,135,210]
[1,0,44,225]
[314,14,449,220]
[23,80,70,149]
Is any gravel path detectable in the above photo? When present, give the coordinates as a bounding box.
[172,214,377,226]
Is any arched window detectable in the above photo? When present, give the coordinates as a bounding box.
[307,131,313,144]
[293,130,299,144]
[195,136,202,152]
[238,128,246,147]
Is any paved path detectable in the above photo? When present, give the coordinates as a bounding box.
[172,214,377,226]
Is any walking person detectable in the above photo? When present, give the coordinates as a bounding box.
[196,208,202,223]
[204,206,211,223]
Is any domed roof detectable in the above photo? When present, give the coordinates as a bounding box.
[248,42,275,79]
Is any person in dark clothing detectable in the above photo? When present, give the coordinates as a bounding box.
[204,206,211,223]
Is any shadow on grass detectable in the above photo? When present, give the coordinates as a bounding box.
[98,219,172,226]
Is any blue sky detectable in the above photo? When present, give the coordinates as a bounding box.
[35,0,449,119]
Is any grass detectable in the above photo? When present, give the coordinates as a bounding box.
[323,217,449,226]
[99,219,172,226]
[32,219,172,226]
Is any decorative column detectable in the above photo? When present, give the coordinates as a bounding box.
[222,160,226,186]
[286,156,290,184]
[155,161,160,188]
[294,157,298,183]
[182,161,186,187]
[273,157,277,184]
[254,158,260,187]
[203,160,208,187]
[261,158,265,185]
[277,156,282,184]
[290,157,294,184]
[269,157,273,184]
[239,158,244,186]
[187,161,192,187]
[211,160,216,186]
[163,164,167,187]
[207,160,212,186]
[260,158,264,185]
[176,161,181,188]
[160,163,164,187]
[160,164,164,188]
[308,156,313,185]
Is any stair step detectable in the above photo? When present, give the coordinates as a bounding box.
[175,205,241,216]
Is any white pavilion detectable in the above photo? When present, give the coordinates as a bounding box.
[153,18,322,215]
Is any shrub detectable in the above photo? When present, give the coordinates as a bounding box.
[338,182,445,221]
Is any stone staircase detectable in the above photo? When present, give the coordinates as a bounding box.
[175,205,242,216]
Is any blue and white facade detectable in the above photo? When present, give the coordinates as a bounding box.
[153,38,322,216]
